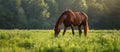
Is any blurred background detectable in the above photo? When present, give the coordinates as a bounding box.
[0,0,120,29]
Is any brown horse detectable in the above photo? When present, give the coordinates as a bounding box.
[54,9,89,38]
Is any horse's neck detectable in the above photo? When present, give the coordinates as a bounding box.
[55,16,65,29]
[55,20,62,29]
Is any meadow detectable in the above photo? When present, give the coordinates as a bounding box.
[0,30,120,52]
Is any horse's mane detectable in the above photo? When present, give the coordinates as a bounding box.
[55,9,76,28]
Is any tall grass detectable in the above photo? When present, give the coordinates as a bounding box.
[0,30,120,52]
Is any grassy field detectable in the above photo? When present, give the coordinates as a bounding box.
[0,30,120,52]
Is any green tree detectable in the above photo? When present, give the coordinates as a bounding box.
[46,0,58,28]
[0,0,27,29]
[21,0,50,29]
[86,0,106,29]
[72,0,88,12]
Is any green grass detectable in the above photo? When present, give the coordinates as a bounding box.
[0,30,120,52]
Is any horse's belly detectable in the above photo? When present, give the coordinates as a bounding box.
[63,20,72,26]
[72,20,82,26]
[73,22,81,26]
[73,17,84,26]
[63,21,81,26]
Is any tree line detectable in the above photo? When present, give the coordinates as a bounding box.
[0,0,120,29]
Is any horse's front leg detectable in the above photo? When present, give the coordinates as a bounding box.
[71,25,74,35]
[63,25,67,36]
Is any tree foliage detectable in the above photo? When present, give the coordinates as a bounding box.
[0,0,120,29]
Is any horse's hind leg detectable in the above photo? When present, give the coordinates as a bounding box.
[63,25,67,36]
[78,25,82,36]
[71,25,74,35]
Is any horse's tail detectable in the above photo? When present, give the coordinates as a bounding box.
[81,12,89,38]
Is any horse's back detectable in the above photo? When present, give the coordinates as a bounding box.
[62,10,87,26]
[72,12,85,26]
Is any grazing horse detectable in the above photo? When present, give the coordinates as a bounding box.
[54,9,89,38]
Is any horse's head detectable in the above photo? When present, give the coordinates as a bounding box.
[54,27,60,37]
